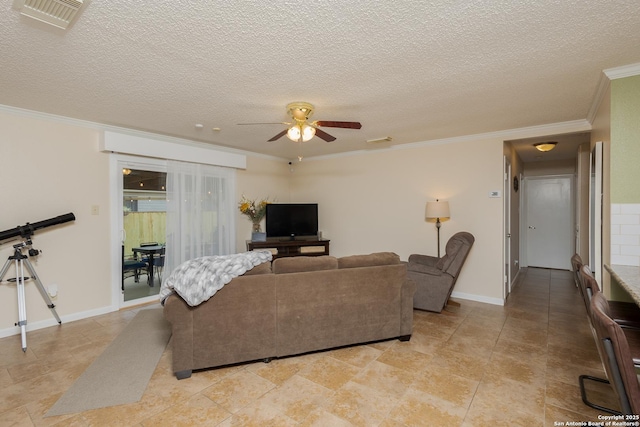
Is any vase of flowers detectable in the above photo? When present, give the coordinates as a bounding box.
[239,195,270,240]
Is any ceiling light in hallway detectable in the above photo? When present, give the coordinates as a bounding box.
[534,142,558,152]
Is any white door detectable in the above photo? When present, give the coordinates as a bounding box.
[525,177,573,270]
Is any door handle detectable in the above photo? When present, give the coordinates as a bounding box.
[529,226,536,230]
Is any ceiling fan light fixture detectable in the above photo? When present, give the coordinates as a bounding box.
[287,126,301,141]
[534,141,557,152]
[254,102,361,143]
[301,124,316,141]
[287,124,316,142]
[287,102,315,121]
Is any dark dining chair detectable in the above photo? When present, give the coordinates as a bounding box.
[588,292,640,415]
[577,264,640,413]
[122,245,148,290]
[153,246,166,284]
[579,265,640,329]
[571,253,582,288]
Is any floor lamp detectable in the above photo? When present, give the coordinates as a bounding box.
[426,199,450,258]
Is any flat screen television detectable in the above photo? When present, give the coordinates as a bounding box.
[266,203,318,239]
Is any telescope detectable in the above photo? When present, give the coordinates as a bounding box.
[0,213,75,242]
[0,212,75,351]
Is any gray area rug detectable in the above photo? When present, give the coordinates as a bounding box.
[47,307,170,416]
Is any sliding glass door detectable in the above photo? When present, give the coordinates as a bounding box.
[111,155,236,309]
[114,156,167,308]
[122,168,166,301]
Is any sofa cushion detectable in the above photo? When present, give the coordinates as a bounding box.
[243,261,272,275]
[338,252,400,269]
[272,256,338,274]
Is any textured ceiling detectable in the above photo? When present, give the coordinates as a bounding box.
[1,1,640,161]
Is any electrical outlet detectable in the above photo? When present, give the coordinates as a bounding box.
[48,284,58,300]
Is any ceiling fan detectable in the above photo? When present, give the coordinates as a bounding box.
[238,102,362,143]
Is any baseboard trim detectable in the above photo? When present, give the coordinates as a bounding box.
[450,291,504,306]
[0,305,116,339]
[510,268,521,289]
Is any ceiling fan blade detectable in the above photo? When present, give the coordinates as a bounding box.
[315,121,362,129]
[237,122,290,125]
[267,129,288,142]
[314,128,337,142]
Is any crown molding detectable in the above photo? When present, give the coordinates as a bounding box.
[0,103,592,164]
[603,62,640,80]
[586,62,640,124]
[305,119,592,162]
[587,72,611,124]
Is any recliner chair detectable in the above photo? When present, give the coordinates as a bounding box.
[407,231,474,312]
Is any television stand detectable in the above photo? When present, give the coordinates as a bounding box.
[246,239,330,259]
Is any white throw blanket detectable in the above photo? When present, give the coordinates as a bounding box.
[159,251,272,306]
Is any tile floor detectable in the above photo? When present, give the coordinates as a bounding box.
[0,267,621,426]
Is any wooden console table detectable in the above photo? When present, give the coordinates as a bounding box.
[246,239,330,259]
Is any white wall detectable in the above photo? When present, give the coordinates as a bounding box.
[0,111,111,334]
[524,158,576,176]
[235,156,292,251]
[290,139,505,304]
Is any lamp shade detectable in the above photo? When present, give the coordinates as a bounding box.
[426,200,450,220]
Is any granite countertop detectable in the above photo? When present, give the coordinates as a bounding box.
[604,264,640,306]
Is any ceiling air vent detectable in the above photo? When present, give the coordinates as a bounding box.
[18,0,84,30]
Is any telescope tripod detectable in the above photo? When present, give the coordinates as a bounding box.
[0,240,61,351]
